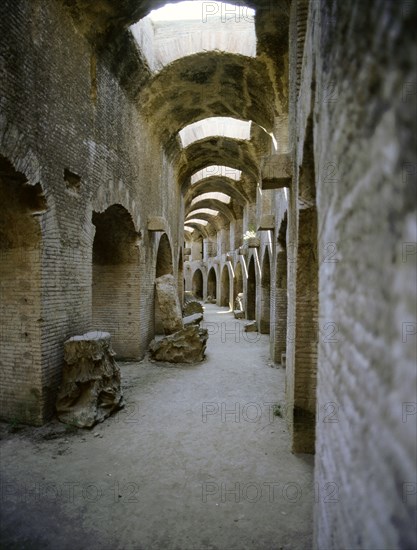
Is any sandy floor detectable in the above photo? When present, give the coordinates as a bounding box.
[0,304,314,550]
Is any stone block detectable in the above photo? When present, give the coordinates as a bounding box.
[234,310,245,319]
[257,215,275,231]
[147,216,167,232]
[244,321,257,332]
[246,237,260,248]
[261,153,292,189]
[183,313,203,326]
[149,325,208,363]
[155,274,183,335]
[56,331,123,428]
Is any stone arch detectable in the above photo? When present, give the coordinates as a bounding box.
[246,256,257,320]
[0,155,47,424]
[93,180,141,234]
[155,233,173,278]
[207,267,217,300]
[192,268,204,300]
[260,248,271,334]
[220,264,231,308]
[140,52,275,148]
[185,177,248,208]
[178,137,260,201]
[154,233,174,334]
[92,204,140,359]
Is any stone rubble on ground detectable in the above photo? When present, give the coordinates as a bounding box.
[149,325,208,363]
[244,321,257,332]
[183,313,204,327]
[56,331,123,428]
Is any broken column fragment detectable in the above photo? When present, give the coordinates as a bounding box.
[149,325,208,363]
[183,313,204,327]
[155,274,183,334]
[56,331,123,428]
[234,292,245,318]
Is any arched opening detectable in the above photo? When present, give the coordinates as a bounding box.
[155,233,174,334]
[0,155,46,424]
[233,261,244,311]
[156,233,173,278]
[246,256,256,320]
[92,205,140,359]
[207,267,217,300]
[273,214,288,363]
[132,3,256,73]
[260,248,271,334]
[220,264,231,308]
[177,249,184,306]
[192,268,203,299]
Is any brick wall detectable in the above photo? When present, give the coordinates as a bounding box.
[0,0,182,423]
[310,0,417,547]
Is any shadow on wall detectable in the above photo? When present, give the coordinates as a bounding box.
[192,268,203,299]
[0,155,46,424]
[246,256,256,320]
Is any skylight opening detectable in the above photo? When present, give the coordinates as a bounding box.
[179,117,252,148]
[186,218,209,226]
[191,165,242,184]
[191,192,231,205]
[148,2,255,23]
[187,208,219,218]
[130,2,256,73]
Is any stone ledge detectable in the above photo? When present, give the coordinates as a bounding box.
[261,153,292,190]
[148,216,167,232]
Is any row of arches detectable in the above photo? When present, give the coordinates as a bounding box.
[189,250,271,331]
[0,157,182,422]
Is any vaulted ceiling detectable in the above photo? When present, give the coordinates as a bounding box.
[63,0,290,238]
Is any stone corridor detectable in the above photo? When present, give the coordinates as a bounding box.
[0,0,416,548]
[0,305,313,550]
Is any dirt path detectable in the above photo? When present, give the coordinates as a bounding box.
[0,304,314,550]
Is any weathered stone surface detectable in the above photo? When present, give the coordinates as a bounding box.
[183,313,203,327]
[244,321,257,332]
[56,332,123,428]
[234,310,245,319]
[149,325,208,363]
[205,295,216,304]
[155,274,183,335]
[183,300,204,316]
